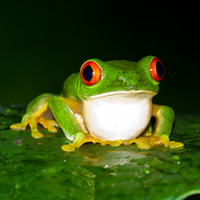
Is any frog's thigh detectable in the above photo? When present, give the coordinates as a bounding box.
[26,93,53,115]
[48,96,83,140]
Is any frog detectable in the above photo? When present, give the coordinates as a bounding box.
[10,56,183,152]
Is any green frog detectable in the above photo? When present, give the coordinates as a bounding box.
[10,56,183,151]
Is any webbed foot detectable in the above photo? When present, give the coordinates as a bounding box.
[38,116,58,133]
[10,123,26,130]
[10,114,58,139]
[31,130,44,139]
[125,134,184,150]
[61,143,76,152]
[61,133,125,152]
[169,141,184,149]
[61,132,88,152]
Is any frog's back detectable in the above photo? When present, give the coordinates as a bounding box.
[62,72,80,99]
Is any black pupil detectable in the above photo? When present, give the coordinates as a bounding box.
[156,61,164,78]
[83,65,93,81]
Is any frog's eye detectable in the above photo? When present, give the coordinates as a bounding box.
[149,58,165,82]
[80,61,101,85]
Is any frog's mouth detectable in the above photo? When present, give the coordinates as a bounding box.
[82,90,156,141]
[87,90,157,99]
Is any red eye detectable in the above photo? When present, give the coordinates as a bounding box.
[80,61,101,86]
[149,58,165,82]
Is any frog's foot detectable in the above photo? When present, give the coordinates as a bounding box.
[37,116,59,133]
[61,132,88,152]
[31,116,58,138]
[169,141,184,149]
[61,133,125,152]
[11,120,44,139]
[10,114,58,139]
[81,135,124,147]
[31,131,44,139]
[10,123,26,131]
[125,134,184,150]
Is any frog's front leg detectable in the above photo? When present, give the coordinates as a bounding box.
[126,104,184,149]
[10,93,59,138]
[48,97,89,152]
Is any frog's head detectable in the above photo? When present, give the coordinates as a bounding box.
[76,56,165,100]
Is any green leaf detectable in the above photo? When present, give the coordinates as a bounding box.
[0,106,200,200]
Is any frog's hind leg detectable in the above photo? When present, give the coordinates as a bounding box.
[10,93,58,138]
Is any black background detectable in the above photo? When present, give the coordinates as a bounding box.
[1,1,200,113]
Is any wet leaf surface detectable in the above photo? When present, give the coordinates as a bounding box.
[1,106,200,200]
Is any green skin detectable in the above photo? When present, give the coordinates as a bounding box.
[12,56,176,150]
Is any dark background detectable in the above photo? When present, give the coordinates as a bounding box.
[0,1,200,113]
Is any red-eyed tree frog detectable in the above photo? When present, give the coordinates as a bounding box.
[10,56,183,151]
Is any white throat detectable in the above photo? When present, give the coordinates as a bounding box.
[82,90,155,141]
